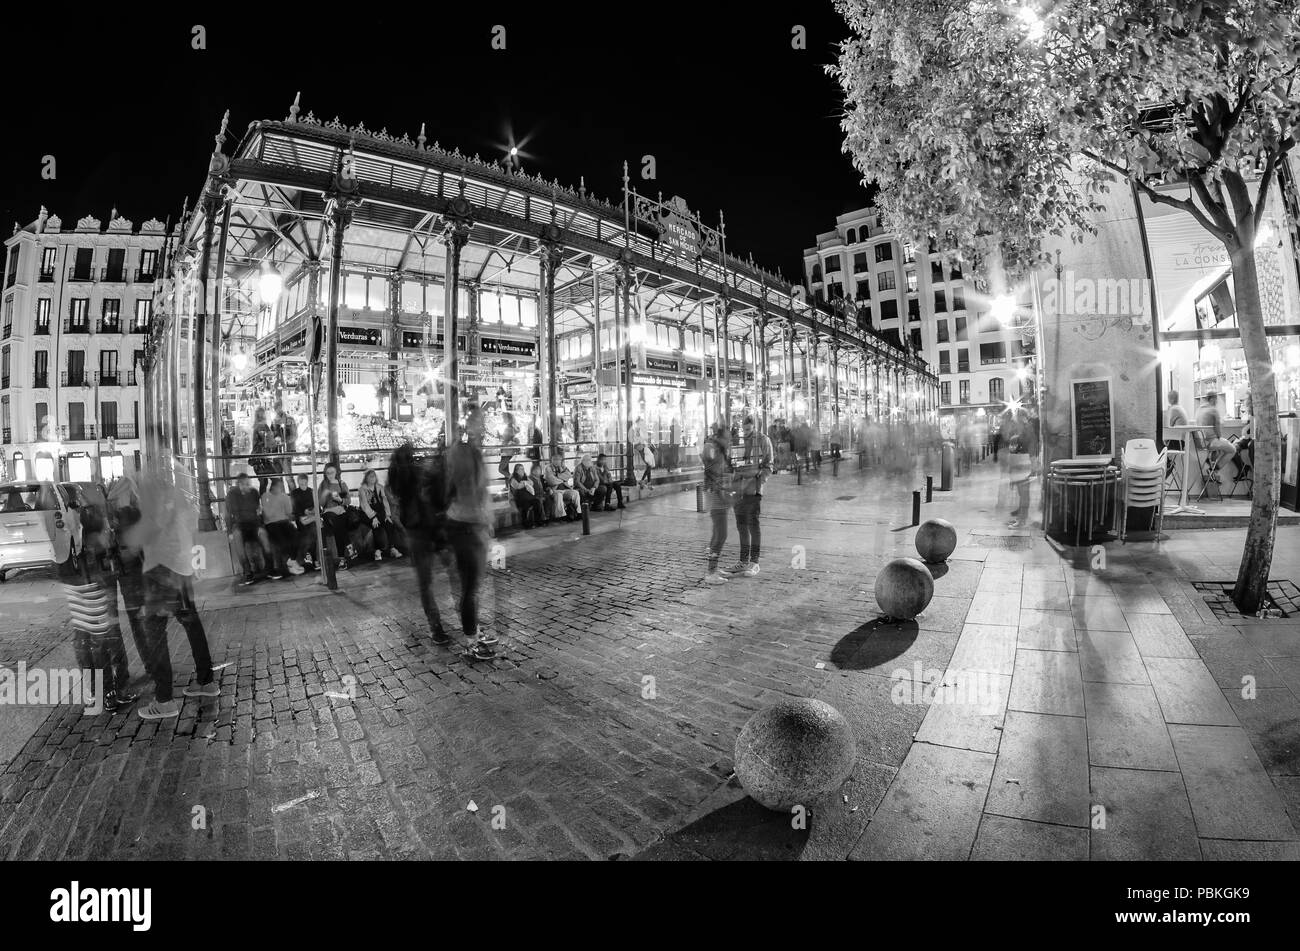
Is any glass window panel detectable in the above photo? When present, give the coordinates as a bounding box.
[402,280,423,314]
[519,296,537,327]
[345,274,367,309]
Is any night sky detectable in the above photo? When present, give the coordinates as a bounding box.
[1,4,875,282]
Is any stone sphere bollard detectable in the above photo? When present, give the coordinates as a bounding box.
[915,517,958,564]
[874,557,935,620]
[734,698,857,812]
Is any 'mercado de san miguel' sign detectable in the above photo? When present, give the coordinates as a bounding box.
[657,197,699,258]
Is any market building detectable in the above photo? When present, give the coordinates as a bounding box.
[144,101,938,527]
[1,208,170,483]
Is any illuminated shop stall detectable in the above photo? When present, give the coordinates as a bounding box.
[144,103,936,526]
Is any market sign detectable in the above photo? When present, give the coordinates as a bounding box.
[282,329,307,353]
[480,336,537,358]
[684,362,702,377]
[631,371,685,389]
[402,331,427,349]
[657,197,700,258]
[255,345,278,366]
[338,326,381,346]
[646,356,679,373]
[403,332,467,350]
[566,381,596,397]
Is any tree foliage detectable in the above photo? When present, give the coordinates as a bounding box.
[830,0,1300,279]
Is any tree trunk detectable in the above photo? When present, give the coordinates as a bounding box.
[1229,242,1279,614]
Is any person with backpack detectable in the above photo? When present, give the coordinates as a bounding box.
[701,422,735,585]
[446,405,497,660]
[721,415,773,578]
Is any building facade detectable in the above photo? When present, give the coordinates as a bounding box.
[1,208,169,483]
[803,208,1031,431]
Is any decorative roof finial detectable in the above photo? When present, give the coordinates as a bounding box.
[214,109,230,152]
[288,91,301,123]
[579,176,586,198]
[622,160,629,188]
[417,123,426,149]
[459,164,467,196]
[550,186,558,223]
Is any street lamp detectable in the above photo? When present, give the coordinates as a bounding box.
[991,294,1017,326]
[258,259,283,307]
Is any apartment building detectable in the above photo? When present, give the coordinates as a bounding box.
[1,207,169,482]
[802,208,1030,426]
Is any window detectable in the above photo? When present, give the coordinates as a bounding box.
[35,402,48,440]
[989,377,1004,403]
[934,290,947,312]
[67,350,86,386]
[940,381,951,405]
[937,320,950,343]
[906,271,918,293]
[810,263,822,283]
[99,350,119,384]
[5,249,18,288]
[938,350,950,374]
[957,348,970,372]
[345,273,369,309]
[138,249,158,280]
[73,248,93,281]
[853,252,868,273]
[2,297,10,338]
[952,288,965,311]
[100,401,118,438]
[874,243,893,263]
[955,317,968,340]
[105,248,125,282]
[878,271,896,292]
[35,298,51,333]
[101,299,121,331]
[68,298,89,332]
[878,299,898,321]
[33,350,48,387]
[980,341,1007,365]
[846,228,857,244]
[825,254,841,274]
[67,402,85,440]
[40,247,58,280]
[931,261,944,282]
[856,280,871,301]
[1,345,8,389]
[133,299,152,331]
[1,396,9,440]
[950,264,963,280]
[959,380,970,404]
[903,243,916,263]
[907,298,920,321]
[910,329,922,352]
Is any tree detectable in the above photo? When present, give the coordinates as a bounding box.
[831,0,1300,612]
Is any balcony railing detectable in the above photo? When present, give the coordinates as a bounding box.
[2,323,10,339]
[127,370,137,386]
[97,318,122,334]
[134,268,157,283]
[62,318,91,334]
[61,371,89,387]
[129,320,150,334]
[33,374,48,389]
[1,375,8,389]
[65,425,94,441]
[1,428,9,444]
[67,267,94,282]
[100,423,136,440]
[33,322,50,336]
[99,267,128,283]
[38,270,56,283]
[4,272,14,289]
[95,372,120,386]
[958,361,970,373]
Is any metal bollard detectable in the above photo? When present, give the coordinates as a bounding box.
[833,455,840,477]
[912,490,921,526]
[797,464,803,486]
[926,476,933,502]
[696,483,705,513]
[581,502,591,535]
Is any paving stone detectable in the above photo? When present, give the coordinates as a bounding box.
[966,591,1020,628]
[1008,649,1084,717]
[986,710,1089,828]
[1168,724,1297,841]
[1224,688,1300,775]
[1016,610,1076,652]
[1071,596,1130,633]
[914,670,1010,754]
[1083,681,1178,771]
[1145,657,1238,726]
[1199,839,1300,860]
[1190,633,1288,690]
[1077,630,1149,685]
[848,743,996,861]
[971,814,1087,861]
[1124,613,1198,659]
[947,624,1018,677]
[1088,766,1199,861]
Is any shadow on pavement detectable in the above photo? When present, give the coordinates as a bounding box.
[830,618,920,671]
[630,796,809,861]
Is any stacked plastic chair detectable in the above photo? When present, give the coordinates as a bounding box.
[1120,438,1166,542]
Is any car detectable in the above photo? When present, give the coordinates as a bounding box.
[0,480,87,582]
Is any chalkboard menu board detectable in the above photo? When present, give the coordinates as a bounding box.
[1071,377,1114,458]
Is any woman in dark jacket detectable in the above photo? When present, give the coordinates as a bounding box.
[318,463,356,568]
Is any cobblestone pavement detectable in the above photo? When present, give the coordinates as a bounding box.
[2,456,1299,860]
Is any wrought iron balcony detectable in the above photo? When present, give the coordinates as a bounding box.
[33,374,48,389]
[1,428,9,444]
[1,375,8,389]
[99,267,128,283]
[95,372,120,386]
[33,322,50,336]
[61,371,90,387]
[38,270,56,283]
[129,320,150,334]
[64,425,95,441]
[134,268,157,283]
[67,266,95,282]
[97,318,122,334]
[62,318,91,334]
[100,423,136,440]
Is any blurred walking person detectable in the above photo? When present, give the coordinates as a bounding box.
[722,416,773,578]
[447,405,497,659]
[701,422,734,584]
[388,444,454,644]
